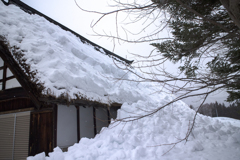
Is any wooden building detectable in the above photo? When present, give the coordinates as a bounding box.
[0,0,132,159]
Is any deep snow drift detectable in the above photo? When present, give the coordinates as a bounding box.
[0,2,240,160]
[28,98,240,160]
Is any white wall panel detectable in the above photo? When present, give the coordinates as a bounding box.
[0,57,3,67]
[79,106,95,139]
[0,69,3,80]
[6,78,21,89]
[6,68,13,77]
[57,105,77,148]
[95,107,109,134]
[109,107,119,120]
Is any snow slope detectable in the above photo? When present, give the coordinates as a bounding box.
[214,117,240,128]
[0,2,239,160]
[29,99,240,160]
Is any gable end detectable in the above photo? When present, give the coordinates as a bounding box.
[0,37,42,109]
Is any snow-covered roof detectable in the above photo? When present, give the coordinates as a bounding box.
[0,1,144,105]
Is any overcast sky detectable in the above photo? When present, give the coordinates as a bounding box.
[19,0,229,107]
[21,0,155,59]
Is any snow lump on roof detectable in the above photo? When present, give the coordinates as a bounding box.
[0,1,146,104]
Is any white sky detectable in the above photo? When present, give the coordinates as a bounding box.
[19,0,229,107]
[21,0,155,60]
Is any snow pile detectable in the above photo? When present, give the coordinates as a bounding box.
[1,2,240,160]
[0,1,145,104]
[28,98,240,160]
[214,117,240,128]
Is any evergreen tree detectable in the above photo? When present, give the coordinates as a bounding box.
[198,101,240,120]
[151,0,240,102]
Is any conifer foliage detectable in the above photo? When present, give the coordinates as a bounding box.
[151,0,240,102]
[198,101,240,120]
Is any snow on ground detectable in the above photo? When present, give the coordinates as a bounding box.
[1,2,240,160]
[214,117,240,128]
[28,98,240,160]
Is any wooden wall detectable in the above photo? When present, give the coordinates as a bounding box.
[29,109,55,156]
[0,87,35,113]
[0,86,57,156]
[0,98,35,112]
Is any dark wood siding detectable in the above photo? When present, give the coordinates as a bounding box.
[0,87,28,100]
[0,87,35,113]
[29,110,54,156]
[0,98,35,112]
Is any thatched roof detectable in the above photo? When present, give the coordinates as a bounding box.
[0,1,144,108]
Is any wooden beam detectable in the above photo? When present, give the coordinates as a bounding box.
[93,107,97,136]
[0,75,15,84]
[53,104,58,148]
[0,75,15,83]
[0,38,41,109]
[0,107,34,115]
[111,102,122,107]
[107,108,110,125]
[76,105,80,142]
[38,97,109,108]
[2,62,6,90]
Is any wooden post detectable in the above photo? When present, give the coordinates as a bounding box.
[76,105,80,142]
